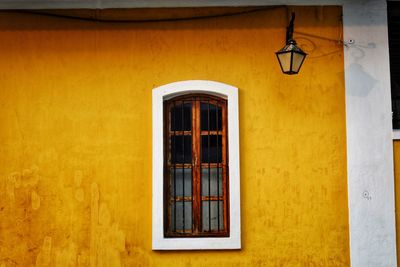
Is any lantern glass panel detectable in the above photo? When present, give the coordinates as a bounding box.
[277,52,292,73]
[292,52,306,73]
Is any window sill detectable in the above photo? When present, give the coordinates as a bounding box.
[152,236,241,250]
[393,129,400,140]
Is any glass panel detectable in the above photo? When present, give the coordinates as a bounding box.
[171,168,192,197]
[171,102,192,131]
[277,52,292,73]
[200,102,222,131]
[202,201,224,232]
[201,168,222,197]
[171,201,192,231]
[171,136,192,164]
[201,135,222,163]
[292,52,306,73]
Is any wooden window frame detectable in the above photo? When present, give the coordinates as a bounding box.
[152,80,240,250]
[164,94,229,238]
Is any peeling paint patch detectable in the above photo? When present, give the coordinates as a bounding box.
[99,203,111,226]
[90,182,99,267]
[74,170,83,187]
[55,242,77,267]
[21,165,40,187]
[35,236,52,267]
[77,252,89,267]
[90,183,126,267]
[6,174,15,204]
[31,190,41,210]
[75,188,84,202]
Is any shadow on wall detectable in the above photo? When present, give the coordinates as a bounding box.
[345,63,377,97]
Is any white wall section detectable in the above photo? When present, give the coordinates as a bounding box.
[343,1,397,266]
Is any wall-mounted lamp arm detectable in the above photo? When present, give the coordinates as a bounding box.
[286,12,295,44]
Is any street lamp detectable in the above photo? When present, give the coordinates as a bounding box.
[276,13,307,75]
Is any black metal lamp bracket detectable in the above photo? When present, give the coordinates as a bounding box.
[286,12,295,44]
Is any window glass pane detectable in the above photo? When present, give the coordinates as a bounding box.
[202,201,224,232]
[171,136,192,164]
[201,135,222,163]
[388,2,400,129]
[201,168,222,197]
[394,99,400,129]
[200,102,222,131]
[171,168,192,197]
[171,102,192,131]
[171,201,192,231]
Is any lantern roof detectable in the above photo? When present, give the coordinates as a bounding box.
[276,40,307,55]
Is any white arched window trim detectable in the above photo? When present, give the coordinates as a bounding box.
[152,80,241,250]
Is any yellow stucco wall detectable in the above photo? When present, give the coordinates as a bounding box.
[0,6,349,266]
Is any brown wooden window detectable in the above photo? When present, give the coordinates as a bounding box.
[164,94,229,237]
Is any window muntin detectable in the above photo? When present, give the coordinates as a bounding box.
[164,94,229,237]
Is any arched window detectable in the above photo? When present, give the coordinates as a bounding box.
[152,80,240,250]
[164,94,228,237]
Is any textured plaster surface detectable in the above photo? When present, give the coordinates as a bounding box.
[0,6,349,266]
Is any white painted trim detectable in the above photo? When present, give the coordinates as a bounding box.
[343,1,397,266]
[393,130,400,140]
[152,80,240,250]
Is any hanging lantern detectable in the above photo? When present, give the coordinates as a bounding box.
[276,13,307,75]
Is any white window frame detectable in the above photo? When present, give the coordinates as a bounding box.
[152,80,241,250]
